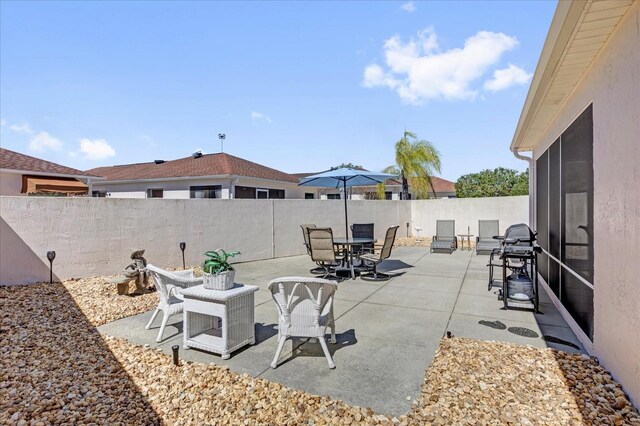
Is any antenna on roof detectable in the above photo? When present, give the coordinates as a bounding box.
[218,133,226,153]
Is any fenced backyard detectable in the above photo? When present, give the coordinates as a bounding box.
[2,194,638,425]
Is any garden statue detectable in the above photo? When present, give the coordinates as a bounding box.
[122,249,150,294]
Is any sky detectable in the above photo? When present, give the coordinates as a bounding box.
[0,1,557,181]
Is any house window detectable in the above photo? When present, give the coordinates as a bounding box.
[146,188,163,198]
[92,191,106,197]
[327,193,341,200]
[535,104,593,339]
[190,185,222,199]
[235,186,256,199]
[305,193,314,199]
[268,189,285,199]
[384,191,392,200]
[235,186,284,199]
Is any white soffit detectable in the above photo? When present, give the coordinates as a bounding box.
[511,0,634,152]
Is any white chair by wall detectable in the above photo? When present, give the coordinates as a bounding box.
[268,276,338,369]
[146,264,203,342]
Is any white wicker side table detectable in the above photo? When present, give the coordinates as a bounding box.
[181,283,258,359]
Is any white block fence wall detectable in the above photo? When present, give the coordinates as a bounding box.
[0,196,526,284]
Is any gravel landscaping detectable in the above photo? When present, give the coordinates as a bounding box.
[2,281,638,425]
[61,276,159,327]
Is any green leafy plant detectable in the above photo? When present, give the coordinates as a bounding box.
[455,168,529,198]
[203,249,241,274]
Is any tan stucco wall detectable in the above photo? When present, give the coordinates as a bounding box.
[0,172,24,196]
[0,197,274,283]
[0,195,525,285]
[411,196,529,238]
[0,197,409,283]
[532,4,640,405]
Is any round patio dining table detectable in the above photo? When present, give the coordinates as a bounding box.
[333,237,375,280]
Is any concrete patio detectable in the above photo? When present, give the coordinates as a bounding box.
[98,247,585,416]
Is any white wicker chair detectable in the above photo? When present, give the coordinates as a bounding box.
[268,276,338,369]
[145,264,203,342]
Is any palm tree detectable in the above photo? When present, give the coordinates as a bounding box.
[383,131,441,200]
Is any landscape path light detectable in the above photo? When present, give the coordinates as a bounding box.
[179,242,186,269]
[172,345,180,366]
[46,251,56,284]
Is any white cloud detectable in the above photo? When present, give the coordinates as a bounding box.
[250,111,273,124]
[29,131,63,152]
[9,122,34,134]
[401,1,416,13]
[78,138,116,161]
[0,118,6,127]
[363,27,520,103]
[484,64,532,92]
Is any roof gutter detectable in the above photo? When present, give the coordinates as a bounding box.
[0,168,104,181]
[93,174,299,186]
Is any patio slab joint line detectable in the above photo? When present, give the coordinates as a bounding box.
[443,252,474,338]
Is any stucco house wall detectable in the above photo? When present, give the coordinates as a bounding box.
[94,176,318,199]
[531,4,639,406]
[0,171,23,196]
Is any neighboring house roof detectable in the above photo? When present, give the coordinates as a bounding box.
[0,147,99,178]
[511,0,634,151]
[87,153,299,183]
[290,172,317,180]
[385,176,456,194]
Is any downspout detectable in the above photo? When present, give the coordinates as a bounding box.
[512,149,535,229]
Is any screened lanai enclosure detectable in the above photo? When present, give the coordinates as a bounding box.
[535,104,594,340]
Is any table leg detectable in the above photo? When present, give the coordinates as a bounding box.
[349,246,355,279]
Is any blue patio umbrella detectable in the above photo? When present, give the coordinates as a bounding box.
[298,168,397,238]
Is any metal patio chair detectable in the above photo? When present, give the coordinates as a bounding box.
[301,224,325,275]
[308,227,345,280]
[476,220,501,254]
[350,222,375,256]
[360,225,399,281]
[430,220,457,254]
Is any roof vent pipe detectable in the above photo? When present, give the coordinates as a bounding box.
[512,149,534,229]
[192,151,203,159]
[154,160,165,164]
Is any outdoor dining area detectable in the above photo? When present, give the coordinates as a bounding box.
[301,223,398,281]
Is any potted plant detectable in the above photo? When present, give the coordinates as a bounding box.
[202,249,241,290]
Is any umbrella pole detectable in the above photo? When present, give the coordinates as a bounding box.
[343,179,349,239]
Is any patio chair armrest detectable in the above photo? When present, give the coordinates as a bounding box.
[172,269,196,279]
